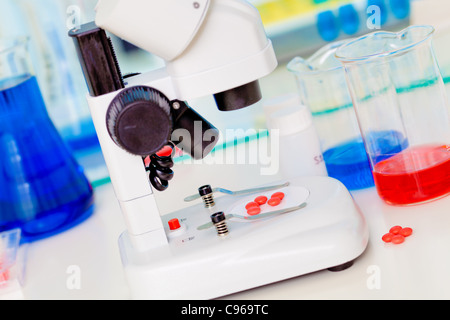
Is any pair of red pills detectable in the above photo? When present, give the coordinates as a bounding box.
[245,192,285,216]
[382,225,413,244]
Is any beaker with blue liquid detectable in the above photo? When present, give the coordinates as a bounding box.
[0,37,94,242]
[288,41,380,190]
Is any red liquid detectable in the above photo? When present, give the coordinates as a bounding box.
[373,144,450,205]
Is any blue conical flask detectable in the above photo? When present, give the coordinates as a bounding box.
[0,37,94,243]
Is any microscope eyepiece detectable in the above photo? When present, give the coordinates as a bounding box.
[213,80,262,112]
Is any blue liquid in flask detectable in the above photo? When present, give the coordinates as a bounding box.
[0,75,94,243]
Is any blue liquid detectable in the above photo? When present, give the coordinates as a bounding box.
[323,139,374,190]
[323,131,409,190]
[0,75,94,243]
[366,130,409,165]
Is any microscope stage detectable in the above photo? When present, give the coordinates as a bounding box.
[118,176,369,300]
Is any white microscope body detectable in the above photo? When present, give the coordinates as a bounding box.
[70,0,368,299]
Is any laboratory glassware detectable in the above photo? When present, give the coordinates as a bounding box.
[16,0,100,151]
[335,25,450,205]
[287,40,375,190]
[0,37,94,242]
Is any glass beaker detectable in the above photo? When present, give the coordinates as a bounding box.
[336,25,450,206]
[0,37,94,242]
[287,40,375,190]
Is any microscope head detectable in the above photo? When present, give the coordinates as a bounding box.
[94,0,278,111]
[70,0,277,162]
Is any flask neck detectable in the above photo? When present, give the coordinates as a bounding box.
[0,37,34,86]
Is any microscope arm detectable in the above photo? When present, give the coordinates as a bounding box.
[86,70,177,252]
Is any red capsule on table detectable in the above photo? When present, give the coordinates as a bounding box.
[391,234,405,244]
[389,225,402,235]
[254,196,268,205]
[382,233,394,243]
[400,227,413,237]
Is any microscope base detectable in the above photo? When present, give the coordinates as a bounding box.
[118,176,369,300]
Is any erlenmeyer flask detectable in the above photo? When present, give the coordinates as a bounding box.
[0,37,94,242]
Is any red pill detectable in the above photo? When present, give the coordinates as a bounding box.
[400,227,413,237]
[254,196,268,205]
[391,235,405,244]
[247,207,261,216]
[389,225,402,235]
[382,233,394,243]
[268,197,281,207]
[245,202,259,210]
[271,192,285,200]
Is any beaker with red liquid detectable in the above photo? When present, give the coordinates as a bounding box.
[336,25,450,205]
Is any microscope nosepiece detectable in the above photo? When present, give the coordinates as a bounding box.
[214,80,262,112]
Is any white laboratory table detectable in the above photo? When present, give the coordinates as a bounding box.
[14,148,450,300]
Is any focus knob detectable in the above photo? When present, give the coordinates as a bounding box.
[106,86,173,156]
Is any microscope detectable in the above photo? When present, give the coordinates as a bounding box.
[70,0,368,299]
